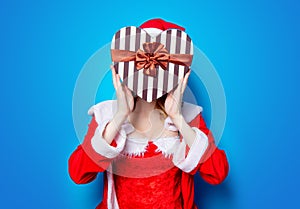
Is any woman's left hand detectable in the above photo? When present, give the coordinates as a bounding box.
[165,70,191,119]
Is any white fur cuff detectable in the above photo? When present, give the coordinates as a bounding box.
[91,119,127,159]
[172,127,208,173]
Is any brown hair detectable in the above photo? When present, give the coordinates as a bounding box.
[133,94,168,118]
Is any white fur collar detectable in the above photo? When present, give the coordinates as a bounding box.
[121,136,181,158]
[88,99,203,135]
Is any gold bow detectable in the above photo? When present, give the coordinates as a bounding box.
[111,42,192,77]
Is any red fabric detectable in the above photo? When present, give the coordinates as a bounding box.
[114,143,183,209]
[68,116,117,184]
[68,113,229,209]
[140,18,185,31]
[111,144,176,178]
[190,114,230,184]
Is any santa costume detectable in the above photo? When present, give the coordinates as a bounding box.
[68,19,229,209]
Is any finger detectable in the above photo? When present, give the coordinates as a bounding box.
[169,81,181,104]
[185,70,191,81]
[124,86,134,105]
[123,85,131,96]
[175,78,183,90]
[176,78,184,94]
[111,65,118,79]
[116,74,123,87]
[110,64,116,74]
[124,86,134,102]
[166,91,174,103]
[111,65,117,90]
[182,71,190,93]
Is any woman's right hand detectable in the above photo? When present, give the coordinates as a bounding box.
[111,65,134,119]
[101,66,134,145]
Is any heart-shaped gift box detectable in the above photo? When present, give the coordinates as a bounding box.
[111,26,193,102]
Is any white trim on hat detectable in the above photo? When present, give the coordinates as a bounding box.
[143,28,163,36]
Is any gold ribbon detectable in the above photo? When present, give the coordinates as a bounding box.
[111,42,192,77]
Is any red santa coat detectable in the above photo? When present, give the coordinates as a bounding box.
[68,100,229,209]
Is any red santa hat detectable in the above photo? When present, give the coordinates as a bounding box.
[139,18,185,36]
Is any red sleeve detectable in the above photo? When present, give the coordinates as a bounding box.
[189,113,229,185]
[68,116,117,184]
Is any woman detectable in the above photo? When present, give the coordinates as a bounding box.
[68,19,229,209]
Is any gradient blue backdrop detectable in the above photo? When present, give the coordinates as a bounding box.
[1,0,299,208]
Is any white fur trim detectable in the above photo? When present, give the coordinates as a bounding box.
[88,100,134,158]
[91,125,127,159]
[181,102,203,122]
[143,28,163,36]
[153,136,180,158]
[172,127,209,173]
[121,136,181,158]
[106,166,120,209]
[122,138,149,157]
[88,100,115,122]
[88,100,135,134]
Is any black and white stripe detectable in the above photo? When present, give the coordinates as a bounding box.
[111,26,193,102]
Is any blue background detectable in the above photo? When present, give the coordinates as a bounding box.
[1,0,299,208]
